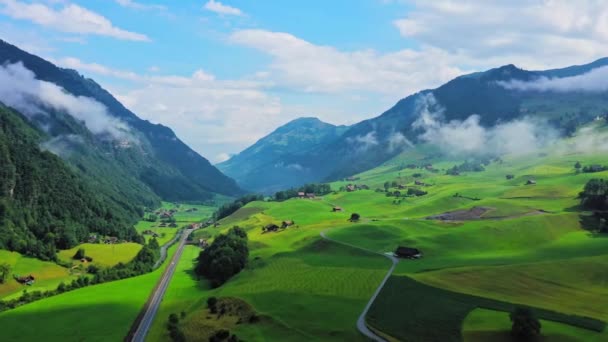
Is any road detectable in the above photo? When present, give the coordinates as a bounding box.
[130,228,194,342]
[320,230,398,342]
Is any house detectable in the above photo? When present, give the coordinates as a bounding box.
[424,164,433,170]
[398,184,406,189]
[506,174,515,180]
[394,246,422,259]
[199,239,209,248]
[104,237,118,244]
[88,234,97,243]
[414,180,425,186]
[159,223,167,227]
[281,220,294,228]
[306,193,316,199]
[15,274,35,285]
[332,206,343,212]
[526,179,537,185]
[263,224,279,232]
[298,192,306,198]
[346,185,356,192]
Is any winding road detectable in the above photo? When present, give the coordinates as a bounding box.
[320,230,398,342]
[130,228,195,342]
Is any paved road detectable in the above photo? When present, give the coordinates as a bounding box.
[131,228,194,342]
[320,231,398,342]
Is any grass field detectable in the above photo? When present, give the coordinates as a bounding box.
[140,148,608,341]
[0,244,178,341]
[57,243,143,268]
[0,250,77,300]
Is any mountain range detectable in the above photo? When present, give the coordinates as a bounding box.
[222,60,608,193]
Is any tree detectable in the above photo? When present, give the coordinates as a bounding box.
[168,313,179,325]
[579,179,608,211]
[383,181,390,191]
[575,161,582,170]
[73,248,86,260]
[195,227,249,286]
[349,213,361,222]
[510,307,541,340]
[0,263,11,284]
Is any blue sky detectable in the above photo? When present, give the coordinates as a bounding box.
[1,0,608,162]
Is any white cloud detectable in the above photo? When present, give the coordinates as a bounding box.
[215,152,231,163]
[393,0,608,70]
[114,0,166,11]
[0,0,150,41]
[229,29,465,95]
[412,93,557,156]
[0,62,131,140]
[203,0,243,16]
[499,65,608,92]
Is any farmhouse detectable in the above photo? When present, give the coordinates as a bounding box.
[281,220,294,228]
[332,206,343,212]
[346,185,356,192]
[104,237,118,244]
[298,192,305,198]
[526,179,537,185]
[199,239,209,248]
[414,180,425,186]
[15,274,36,285]
[306,193,316,199]
[506,174,515,180]
[263,224,279,232]
[394,246,422,259]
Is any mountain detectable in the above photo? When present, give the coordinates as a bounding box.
[227,59,608,192]
[218,117,348,193]
[0,104,138,260]
[0,40,242,212]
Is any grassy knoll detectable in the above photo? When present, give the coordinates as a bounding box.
[367,276,604,342]
[463,309,607,342]
[57,243,142,268]
[0,244,178,342]
[0,250,77,300]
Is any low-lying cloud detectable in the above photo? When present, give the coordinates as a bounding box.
[412,93,557,156]
[0,62,131,140]
[499,66,608,92]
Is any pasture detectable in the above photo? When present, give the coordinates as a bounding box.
[57,243,142,268]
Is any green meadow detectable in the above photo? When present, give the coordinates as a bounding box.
[147,148,608,341]
[0,250,77,300]
[57,242,143,267]
[0,244,178,341]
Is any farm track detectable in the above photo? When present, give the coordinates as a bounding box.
[129,228,195,342]
[320,230,398,342]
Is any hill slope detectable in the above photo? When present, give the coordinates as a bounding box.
[0,105,137,260]
[0,40,242,206]
[218,117,348,193]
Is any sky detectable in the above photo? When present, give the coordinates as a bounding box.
[1,0,608,163]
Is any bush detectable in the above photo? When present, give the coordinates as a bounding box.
[510,307,541,340]
[349,213,361,222]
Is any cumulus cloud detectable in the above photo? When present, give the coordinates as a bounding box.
[0,0,150,41]
[204,0,243,16]
[114,0,166,12]
[229,29,465,95]
[499,66,608,92]
[393,0,608,70]
[0,62,131,140]
[412,93,557,156]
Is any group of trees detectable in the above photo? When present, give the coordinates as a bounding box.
[0,263,10,284]
[446,160,486,175]
[214,195,264,221]
[0,106,141,261]
[510,307,541,340]
[166,312,186,342]
[195,227,249,287]
[0,238,161,312]
[273,183,332,201]
[580,179,608,211]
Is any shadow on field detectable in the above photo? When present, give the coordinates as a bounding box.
[367,275,605,342]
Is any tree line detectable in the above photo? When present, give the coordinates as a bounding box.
[273,183,332,201]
